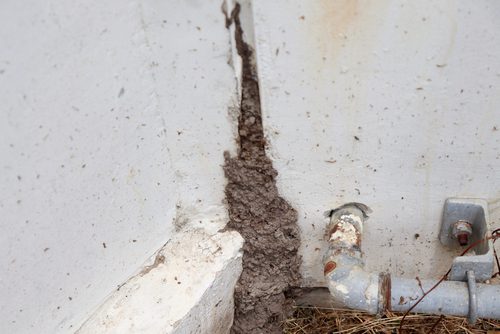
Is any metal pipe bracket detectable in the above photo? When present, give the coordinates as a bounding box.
[439,198,495,282]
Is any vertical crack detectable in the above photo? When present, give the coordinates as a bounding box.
[223,3,302,333]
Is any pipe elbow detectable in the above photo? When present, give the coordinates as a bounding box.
[324,256,381,314]
[323,203,385,314]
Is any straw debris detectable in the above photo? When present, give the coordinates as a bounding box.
[284,307,500,334]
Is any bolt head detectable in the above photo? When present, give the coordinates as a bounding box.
[452,220,472,246]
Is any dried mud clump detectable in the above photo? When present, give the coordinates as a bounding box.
[223,3,302,334]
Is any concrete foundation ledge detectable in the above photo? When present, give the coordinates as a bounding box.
[76,228,243,334]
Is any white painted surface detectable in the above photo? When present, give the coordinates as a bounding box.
[3,0,500,331]
[251,0,500,285]
[77,226,243,334]
[0,0,237,333]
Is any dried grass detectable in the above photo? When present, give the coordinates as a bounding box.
[283,307,500,334]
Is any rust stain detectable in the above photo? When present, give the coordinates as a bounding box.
[327,221,361,247]
[324,261,337,275]
[440,1,458,64]
[327,223,340,239]
[379,272,391,313]
[302,0,391,138]
[304,0,390,69]
[307,0,360,64]
[319,0,359,43]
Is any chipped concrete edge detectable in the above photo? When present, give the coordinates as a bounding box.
[76,220,244,334]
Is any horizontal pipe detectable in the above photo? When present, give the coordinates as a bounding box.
[391,276,500,319]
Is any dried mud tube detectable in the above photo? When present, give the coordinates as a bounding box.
[284,307,500,334]
[223,3,301,334]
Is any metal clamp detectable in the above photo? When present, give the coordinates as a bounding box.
[439,198,495,282]
[466,271,478,324]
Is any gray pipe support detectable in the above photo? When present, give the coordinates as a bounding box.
[323,203,500,321]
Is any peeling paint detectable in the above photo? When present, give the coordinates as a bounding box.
[340,213,363,231]
[335,284,349,294]
[329,221,358,244]
[363,279,378,305]
[328,215,363,248]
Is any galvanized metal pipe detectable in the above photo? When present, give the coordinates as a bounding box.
[390,276,500,319]
[323,204,385,314]
[323,203,500,322]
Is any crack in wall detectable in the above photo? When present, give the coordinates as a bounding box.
[223,3,302,333]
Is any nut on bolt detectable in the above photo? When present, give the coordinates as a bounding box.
[452,220,472,246]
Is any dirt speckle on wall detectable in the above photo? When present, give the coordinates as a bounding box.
[223,3,302,333]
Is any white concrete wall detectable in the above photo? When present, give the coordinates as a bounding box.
[0,1,238,333]
[3,0,500,331]
[251,0,500,285]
